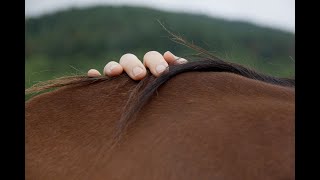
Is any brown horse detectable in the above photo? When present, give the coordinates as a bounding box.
[26,56,295,179]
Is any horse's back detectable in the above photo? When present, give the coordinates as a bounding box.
[26,72,294,180]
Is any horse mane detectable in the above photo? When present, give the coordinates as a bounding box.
[25,33,295,141]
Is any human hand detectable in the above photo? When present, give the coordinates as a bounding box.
[87,51,187,80]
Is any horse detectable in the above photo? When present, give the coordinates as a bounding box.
[25,52,295,179]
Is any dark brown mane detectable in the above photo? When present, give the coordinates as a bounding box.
[26,58,294,142]
[113,58,295,140]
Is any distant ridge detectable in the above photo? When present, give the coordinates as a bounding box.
[25,6,294,88]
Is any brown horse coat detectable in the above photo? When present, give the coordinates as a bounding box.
[26,61,294,180]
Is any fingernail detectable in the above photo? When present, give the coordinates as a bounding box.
[169,51,188,64]
[88,69,101,77]
[156,64,167,74]
[176,58,188,64]
[133,66,144,77]
[107,64,117,74]
[166,51,172,55]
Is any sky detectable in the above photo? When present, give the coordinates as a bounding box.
[25,0,295,33]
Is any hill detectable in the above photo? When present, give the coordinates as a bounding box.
[25,6,295,90]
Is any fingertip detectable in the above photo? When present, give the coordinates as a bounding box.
[87,69,101,77]
[163,51,174,60]
[163,51,188,65]
[163,51,177,64]
[110,65,123,76]
[119,53,138,66]
[103,61,123,76]
[154,64,168,77]
[131,66,147,80]
[119,53,147,80]
[144,51,169,77]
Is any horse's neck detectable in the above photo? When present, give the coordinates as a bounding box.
[26,72,294,180]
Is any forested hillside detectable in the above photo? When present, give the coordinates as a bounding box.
[26,6,295,90]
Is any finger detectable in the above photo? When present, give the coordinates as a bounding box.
[87,69,101,77]
[163,51,188,65]
[143,51,169,77]
[103,61,123,77]
[119,53,147,80]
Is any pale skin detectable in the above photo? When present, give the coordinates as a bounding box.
[87,51,188,80]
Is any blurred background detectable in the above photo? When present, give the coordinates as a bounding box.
[25,0,295,92]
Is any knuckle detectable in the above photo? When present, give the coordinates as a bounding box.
[144,51,161,59]
[143,51,164,66]
[119,53,137,65]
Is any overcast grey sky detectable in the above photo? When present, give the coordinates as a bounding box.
[25,0,295,33]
